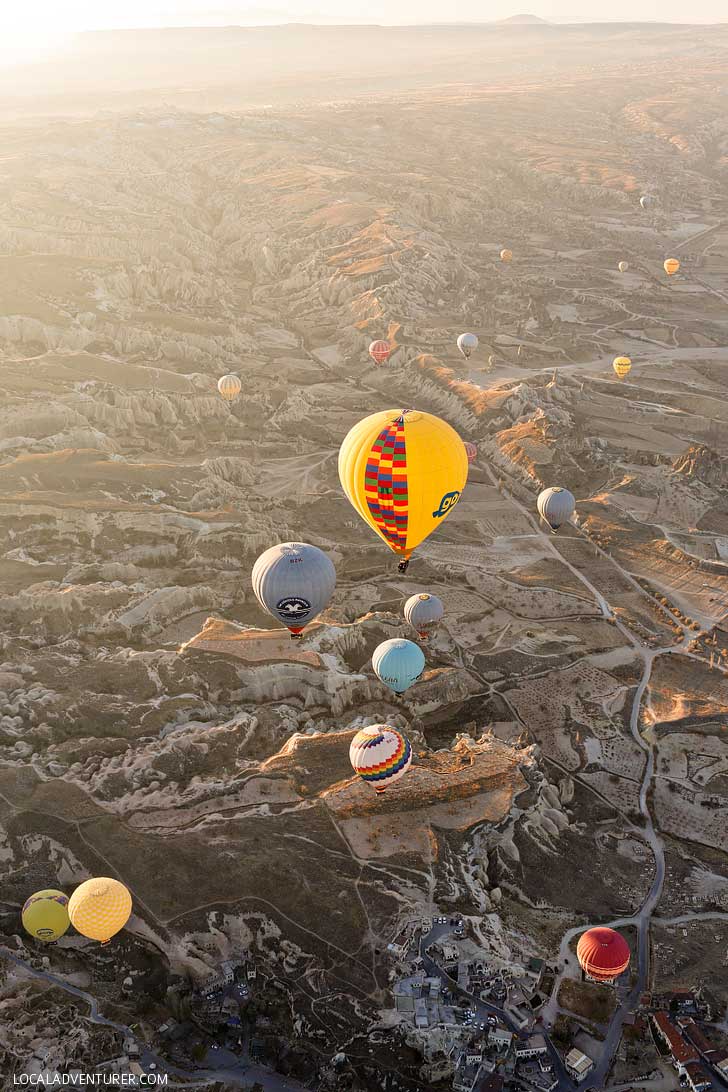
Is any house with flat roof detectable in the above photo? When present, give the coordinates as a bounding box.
[515,1034,548,1060]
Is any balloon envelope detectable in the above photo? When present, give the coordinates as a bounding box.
[22,889,70,942]
[252,542,335,635]
[368,340,392,366]
[500,248,513,262]
[664,258,680,276]
[338,409,468,563]
[349,725,412,793]
[372,638,426,693]
[68,878,132,943]
[613,355,632,379]
[217,374,241,402]
[577,927,630,982]
[404,592,444,638]
[618,261,629,273]
[463,441,477,464]
[457,332,478,359]
[537,487,575,531]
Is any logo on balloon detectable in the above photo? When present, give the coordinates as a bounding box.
[276,596,311,620]
[432,490,461,518]
[37,927,55,937]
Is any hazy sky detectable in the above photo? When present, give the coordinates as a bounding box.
[0,0,724,65]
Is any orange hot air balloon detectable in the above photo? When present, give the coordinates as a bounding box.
[577,927,630,983]
[368,340,392,366]
[664,258,680,276]
[500,248,513,263]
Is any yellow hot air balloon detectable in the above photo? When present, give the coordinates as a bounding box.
[68,878,132,944]
[664,258,680,276]
[500,248,513,263]
[613,355,632,379]
[338,409,468,573]
[22,889,70,942]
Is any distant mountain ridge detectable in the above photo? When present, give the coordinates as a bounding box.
[499,13,551,23]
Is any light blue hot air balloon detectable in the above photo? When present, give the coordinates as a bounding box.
[537,487,575,532]
[252,542,336,639]
[372,638,426,694]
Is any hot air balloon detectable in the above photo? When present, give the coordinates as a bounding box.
[464,441,477,464]
[68,878,132,944]
[577,927,630,983]
[664,258,680,276]
[349,725,412,793]
[537,487,575,532]
[500,248,513,263]
[22,889,70,943]
[338,409,468,573]
[457,332,478,359]
[613,355,632,380]
[640,194,654,210]
[488,354,496,369]
[404,592,444,639]
[252,542,335,640]
[372,638,425,694]
[618,261,629,273]
[217,374,242,402]
[368,340,392,366]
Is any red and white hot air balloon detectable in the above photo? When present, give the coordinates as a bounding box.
[368,340,392,366]
[464,441,477,464]
[577,927,630,983]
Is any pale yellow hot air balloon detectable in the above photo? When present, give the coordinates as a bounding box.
[613,355,632,380]
[618,261,629,273]
[664,258,680,276]
[68,878,132,944]
[217,374,242,402]
[500,248,513,263]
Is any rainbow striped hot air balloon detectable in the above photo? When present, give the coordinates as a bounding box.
[349,725,412,793]
[338,409,468,573]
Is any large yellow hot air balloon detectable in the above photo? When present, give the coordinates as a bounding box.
[68,878,132,944]
[22,889,70,942]
[613,355,632,379]
[664,258,680,276]
[338,409,468,572]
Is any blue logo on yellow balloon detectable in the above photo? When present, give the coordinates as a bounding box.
[432,490,461,518]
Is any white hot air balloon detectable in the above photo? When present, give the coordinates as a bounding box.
[252,542,336,639]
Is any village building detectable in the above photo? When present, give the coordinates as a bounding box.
[564,1047,595,1081]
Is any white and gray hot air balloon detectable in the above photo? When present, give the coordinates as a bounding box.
[457,332,479,359]
[217,374,242,402]
[252,542,336,639]
[537,487,576,533]
[404,592,444,640]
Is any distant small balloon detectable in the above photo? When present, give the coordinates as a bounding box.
[404,592,444,639]
[368,340,392,366]
[613,355,632,380]
[500,248,513,262]
[457,332,479,359]
[217,374,242,402]
[463,441,477,464]
[537,487,575,533]
[664,258,680,276]
[618,261,629,273]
